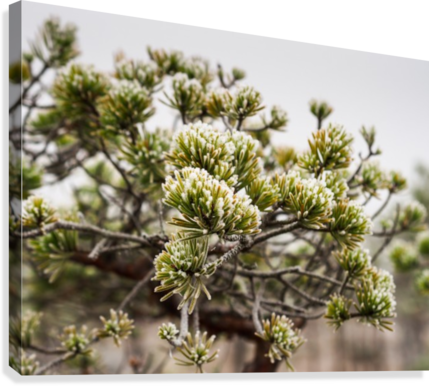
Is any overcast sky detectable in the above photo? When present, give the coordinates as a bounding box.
[22,1,429,206]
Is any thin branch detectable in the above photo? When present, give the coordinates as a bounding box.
[28,344,67,356]
[192,303,200,333]
[243,125,270,133]
[221,115,234,133]
[172,301,190,347]
[99,186,142,232]
[317,117,322,131]
[347,142,378,185]
[291,231,320,248]
[371,223,405,237]
[158,199,165,236]
[347,152,366,185]
[338,273,350,295]
[304,234,326,271]
[371,191,392,220]
[99,244,145,254]
[372,204,401,262]
[34,352,77,375]
[34,336,100,375]
[217,64,236,89]
[362,194,372,207]
[227,265,353,289]
[202,236,251,273]
[77,159,128,193]
[235,117,244,131]
[230,266,301,278]
[252,281,265,335]
[10,63,49,114]
[261,305,325,321]
[253,222,300,245]
[117,268,155,311]
[99,137,140,201]
[211,257,238,294]
[265,217,298,228]
[13,220,158,247]
[22,102,56,109]
[279,277,327,306]
[228,291,306,313]
[88,238,108,260]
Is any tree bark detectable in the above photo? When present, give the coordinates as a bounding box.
[243,339,280,372]
[243,317,306,373]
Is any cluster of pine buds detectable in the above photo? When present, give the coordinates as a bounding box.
[255,313,305,369]
[153,235,211,313]
[162,167,261,239]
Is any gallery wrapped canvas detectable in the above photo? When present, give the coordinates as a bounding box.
[9,0,429,376]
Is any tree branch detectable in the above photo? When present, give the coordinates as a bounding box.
[372,191,392,220]
[253,222,300,245]
[13,220,164,248]
[252,281,265,335]
[34,352,77,375]
[117,268,155,311]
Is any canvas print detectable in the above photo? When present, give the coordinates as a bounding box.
[9,1,429,375]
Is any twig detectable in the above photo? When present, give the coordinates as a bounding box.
[235,117,244,131]
[158,199,165,236]
[192,303,200,333]
[10,63,49,114]
[172,301,190,347]
[34,336,100,375]
[227,265,353,289]
[77,159,128,193]
[372,191,392,220]
[266,217,298,228]
[99,186,142,232]
[253,222,300,245]
[221,115,234,133]
[372,204,401,262]
[347,143,378,185]
[347,153,366,185]
[261,305,325,321]
[22,102,56,109]
[99,137,140,201]
[88,238,108,260]
[13,220,156,247]
[279,277,327,306]
[175,109,187,125]
[230,266,301,278]
[317,117,323,131]
[99,244,145,254]
[117,268,155,311]
[228,291,306,313]
[217,64,236,89]
[202,236,251,273]
[34,352,77,375]
[243,125,270,133]
[252,281,265,335]
[338,274,350,295]
[28,344,67,355]
[211,257,238,293]
[304,234,326,271]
